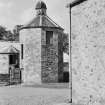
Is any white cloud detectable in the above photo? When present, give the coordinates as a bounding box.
[0,2,5,8]
[0,0,71,32]
[0,1,14,30]
[0,2,13,9]
[20,7,35,24]
[45,0,70,32]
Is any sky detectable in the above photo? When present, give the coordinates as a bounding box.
[0,0,71,33]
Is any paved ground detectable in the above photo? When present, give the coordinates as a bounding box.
[0,85,70,105]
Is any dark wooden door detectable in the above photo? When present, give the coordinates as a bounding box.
[63,71,69,82]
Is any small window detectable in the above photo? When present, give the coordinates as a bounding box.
[46,31,53,45]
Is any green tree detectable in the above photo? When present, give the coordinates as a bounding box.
[0,26,7,40]
[63,33,69,55]
[5,31,14,41]
[0,25,14,41]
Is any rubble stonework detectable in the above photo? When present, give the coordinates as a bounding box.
[41,29,63,83]
[72,0,105,104]
[20,29,42,83]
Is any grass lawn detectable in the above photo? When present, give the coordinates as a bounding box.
[22,83,70,89]
[0,83,70,105]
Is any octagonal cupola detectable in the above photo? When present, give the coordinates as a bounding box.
[21,0,63,30]
[35,0,47,15]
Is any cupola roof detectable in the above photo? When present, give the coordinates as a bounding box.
[35,0,47,9]
[21,0,63,31]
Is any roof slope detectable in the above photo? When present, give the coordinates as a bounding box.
[21,0,63,30]
[0,45,19,54]
[22,15,64,30]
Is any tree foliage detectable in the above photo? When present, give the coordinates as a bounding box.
[62,33,69,55]
[0,26,7,40]
[0,25,14,41]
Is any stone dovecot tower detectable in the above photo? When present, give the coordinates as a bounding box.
[20,0,64,84]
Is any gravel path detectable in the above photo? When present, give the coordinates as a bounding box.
[0,85,70,105]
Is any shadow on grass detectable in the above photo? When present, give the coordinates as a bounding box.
[22,83,69,89]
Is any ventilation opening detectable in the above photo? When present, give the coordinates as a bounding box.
[46,31,53,45]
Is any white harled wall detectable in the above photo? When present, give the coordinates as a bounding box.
[20,28,42,84]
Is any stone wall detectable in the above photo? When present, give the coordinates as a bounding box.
[20,28,41,84]
[20,27,64,83]
[71,0,105,104]
[41,29,59,83]
[0,55,8,74]
[58,32,63,82]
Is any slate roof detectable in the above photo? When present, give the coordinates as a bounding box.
[21,0,64,30]
[0,46,19,54]
[35,0,47,9]
[22,15,63,30]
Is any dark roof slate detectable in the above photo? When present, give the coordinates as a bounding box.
[22,15,63,30]
[35,1,47,9]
